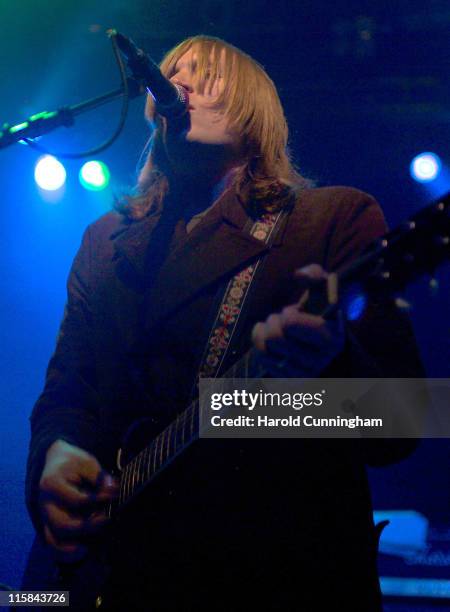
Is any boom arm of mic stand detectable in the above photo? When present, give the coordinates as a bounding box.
[0,77,143,150]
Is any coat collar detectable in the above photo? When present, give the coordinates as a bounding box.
[111,211,163,281]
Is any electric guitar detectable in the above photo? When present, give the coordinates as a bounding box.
[54,192,449,610]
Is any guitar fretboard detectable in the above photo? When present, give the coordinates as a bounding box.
[115,349,260,511]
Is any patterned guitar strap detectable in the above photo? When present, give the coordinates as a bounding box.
[196,208,289,381]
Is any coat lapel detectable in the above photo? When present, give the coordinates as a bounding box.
[111,190,287,332]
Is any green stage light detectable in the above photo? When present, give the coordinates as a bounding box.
[79,160,110,191]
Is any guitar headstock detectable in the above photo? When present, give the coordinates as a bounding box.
[338,192,450,315]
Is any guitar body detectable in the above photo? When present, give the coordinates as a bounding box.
[56,549,111,611]
[23,532,113,611]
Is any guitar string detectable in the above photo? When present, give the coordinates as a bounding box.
[118,347,259,505]
[118,402,199,505]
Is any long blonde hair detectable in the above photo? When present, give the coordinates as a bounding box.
[118,35,309,220]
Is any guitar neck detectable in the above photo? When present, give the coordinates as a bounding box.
[112,349,259,513]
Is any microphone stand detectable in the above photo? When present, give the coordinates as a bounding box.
[0,77,143,150]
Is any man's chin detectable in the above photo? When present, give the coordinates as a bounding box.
[184,131,220,145]
[163,132,239,176]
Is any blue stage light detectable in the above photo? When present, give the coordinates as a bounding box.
[34,155,66,191]
[79,161,110,191]
[410,152,441,183]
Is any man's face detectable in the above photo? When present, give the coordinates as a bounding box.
[168,47,239,148]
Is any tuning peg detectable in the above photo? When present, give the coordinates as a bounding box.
[428,276,440,297]
[429,277,439,294]
[435,236,450,247]
[394,297,412,311]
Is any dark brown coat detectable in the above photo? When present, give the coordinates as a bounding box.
[25,186,424,610]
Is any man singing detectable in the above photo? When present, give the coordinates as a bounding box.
[25,35,423,610]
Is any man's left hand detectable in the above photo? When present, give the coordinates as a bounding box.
[251,264,344,377]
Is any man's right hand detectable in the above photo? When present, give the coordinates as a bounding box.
[39,439,119,561]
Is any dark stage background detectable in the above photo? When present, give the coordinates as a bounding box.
[0,0,449,607]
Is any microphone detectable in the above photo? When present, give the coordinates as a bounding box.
[108,29,189,119]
